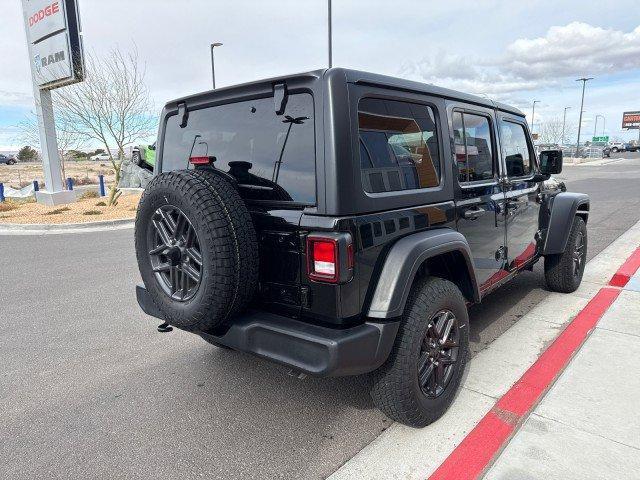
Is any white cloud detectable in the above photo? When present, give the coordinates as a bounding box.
[502,22,640,79]
[402,22,640,98]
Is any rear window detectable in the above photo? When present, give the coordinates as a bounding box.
[358,98,441,194]
[161,93,316,204]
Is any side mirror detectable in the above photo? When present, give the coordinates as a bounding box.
[539,149,563,175]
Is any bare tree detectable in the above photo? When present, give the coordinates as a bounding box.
[539,116,576,145]
[53,46,155,205]
[16,112,86,181]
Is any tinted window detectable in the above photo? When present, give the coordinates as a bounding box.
[162,93,315,203]
[358,98,440,193]
[499,120,532,177]
[452,112,494,183]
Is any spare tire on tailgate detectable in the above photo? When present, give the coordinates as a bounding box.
[135,169,258,331]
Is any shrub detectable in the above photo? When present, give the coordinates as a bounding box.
[0,202,18,212]
[79,190,99,199]
[71,176,96,186]
[95,201,107,207]
[83,210,103,216]
[45,206,71,215]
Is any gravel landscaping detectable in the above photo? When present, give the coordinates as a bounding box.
[0,193,140,224]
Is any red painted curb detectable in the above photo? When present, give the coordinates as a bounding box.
[609,247,640,287]
[428,246,639,480]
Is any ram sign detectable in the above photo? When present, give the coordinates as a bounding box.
[622,111,640,130]
[22,0,84,89]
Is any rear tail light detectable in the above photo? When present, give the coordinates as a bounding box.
[307,233,354,283]
[189,156,214,165]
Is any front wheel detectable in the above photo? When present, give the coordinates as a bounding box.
[612,147,619,153]
[545,216,587,293]
[132,151,144,167]
[370,277,469,428]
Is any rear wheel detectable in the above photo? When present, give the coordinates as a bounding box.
[370,277,469,428]
[545,216,587,293]
[132,151,144,167]
[135,169,258,331]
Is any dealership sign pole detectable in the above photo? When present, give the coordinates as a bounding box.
[21,0,84,205]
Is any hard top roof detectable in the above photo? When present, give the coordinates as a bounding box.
[166,68,524,117]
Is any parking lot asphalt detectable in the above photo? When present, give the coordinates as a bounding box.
[1,154,639,479]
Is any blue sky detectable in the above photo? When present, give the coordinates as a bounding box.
[1,0,639,151]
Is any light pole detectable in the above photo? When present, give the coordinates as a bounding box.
[575,77,593,156]
[593,115,605,139]
[561,106,571,145]
[328,0,332,67]
[531,100,540,134]
[210,42,223,89]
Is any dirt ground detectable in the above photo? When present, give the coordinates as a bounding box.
[0,160,117,189]
[0,193,140,224]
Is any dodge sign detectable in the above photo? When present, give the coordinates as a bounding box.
[622,111,640,130]
[22,0,84,89]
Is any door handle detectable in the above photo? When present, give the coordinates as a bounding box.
[462,207,486,220]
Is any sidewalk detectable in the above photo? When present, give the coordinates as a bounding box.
[484,269,640,479]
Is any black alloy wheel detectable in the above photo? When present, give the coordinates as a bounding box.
[418,309,460,398]
[572,229,586,278]
[147,205,202,301]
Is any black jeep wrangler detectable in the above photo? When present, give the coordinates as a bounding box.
[135,68,589,428]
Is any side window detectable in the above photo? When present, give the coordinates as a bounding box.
[452,111,495,183]
[358,98,441,193]
[499,120,533,177]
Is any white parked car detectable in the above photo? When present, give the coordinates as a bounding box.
[90,152,111,161]
[609,141,625,153]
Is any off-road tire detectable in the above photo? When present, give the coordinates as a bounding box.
[544,216,587,293]
[370,277,469,428]
[132,151,143,167]
[135,169,258,331]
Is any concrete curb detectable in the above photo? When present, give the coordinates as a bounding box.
[0,217,134,235]
[564,156,627,166]
[329,218,640,480]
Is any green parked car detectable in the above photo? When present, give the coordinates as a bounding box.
[132,141,156,169]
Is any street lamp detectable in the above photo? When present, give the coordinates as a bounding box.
[594,115,605,139]
[531,100,540,134]
[561,107,571,145]
[210,42,223,89]
[328,0,332,68]
[575,77,593,156]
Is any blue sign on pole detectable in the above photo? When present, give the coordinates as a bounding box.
[98,175,106,197]
[0,183,4,202]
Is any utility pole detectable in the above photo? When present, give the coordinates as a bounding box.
[575,77,593,156]
[531,100,540,134]
[210,42,223,89]
[328,0,332,68]
[594,115,605,139]
[562,106,571,145]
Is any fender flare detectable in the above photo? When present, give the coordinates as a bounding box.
[543,192,590,255]
[367,229,480,319]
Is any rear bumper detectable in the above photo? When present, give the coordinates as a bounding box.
[136,285,399,377]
